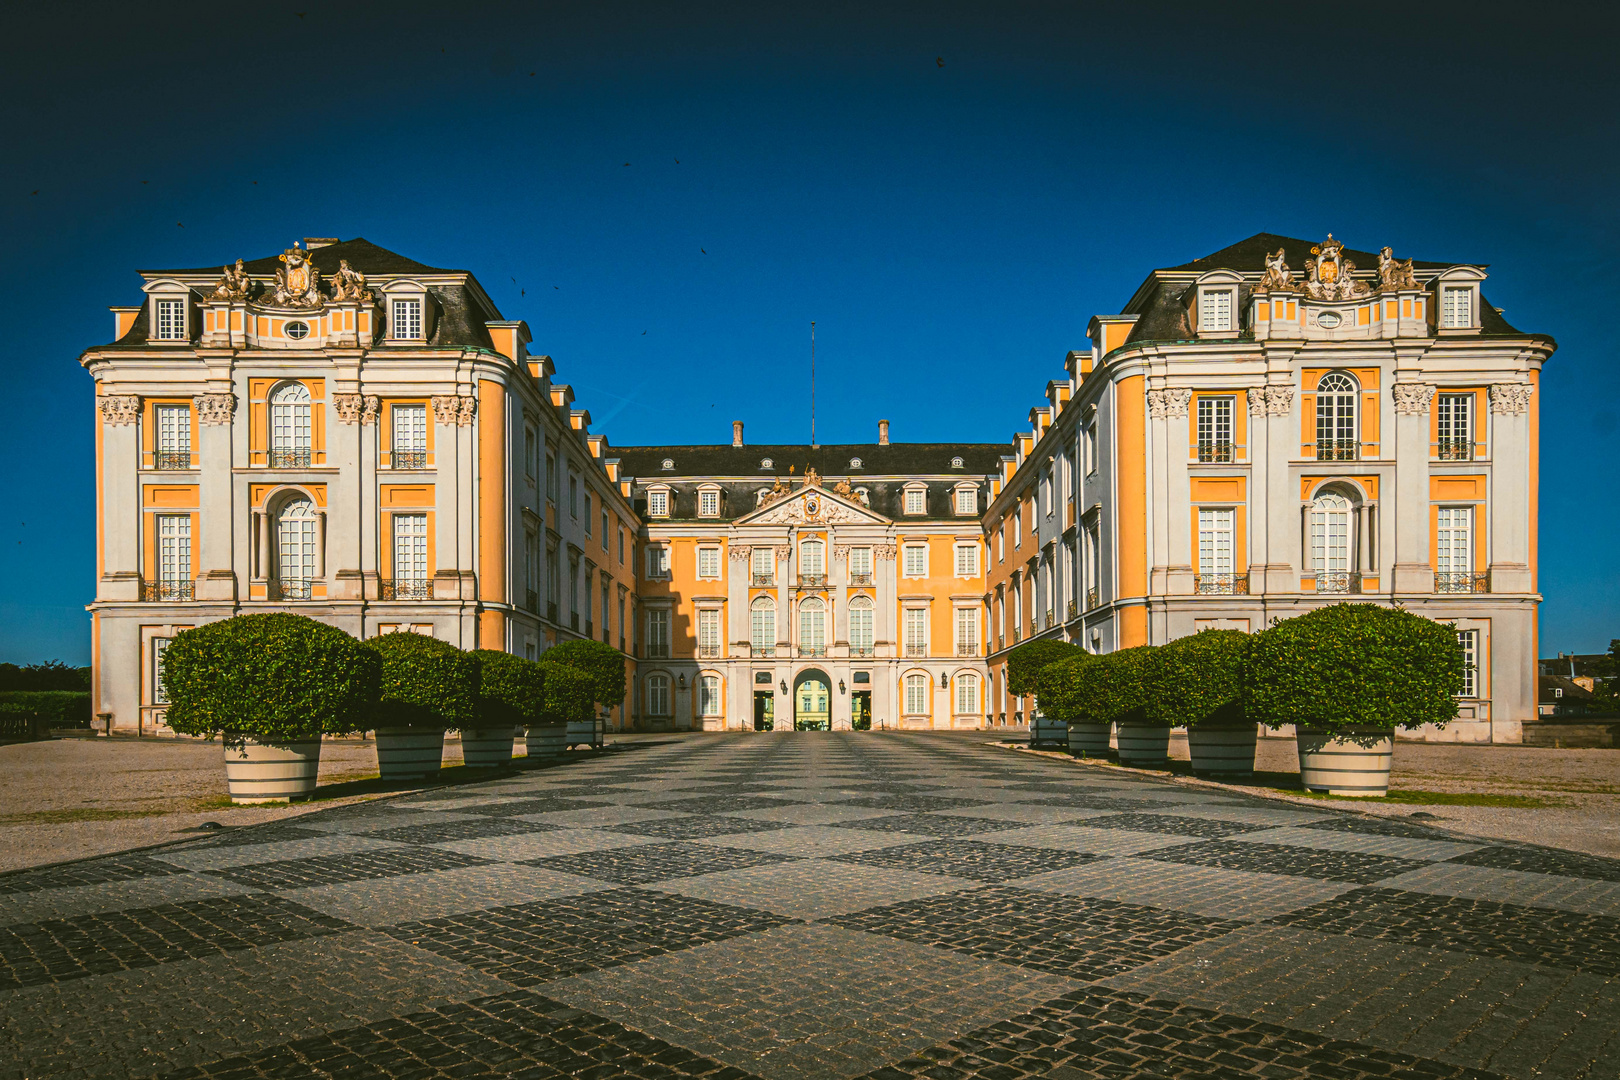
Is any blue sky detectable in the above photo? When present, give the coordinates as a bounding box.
[3,1,1616,663]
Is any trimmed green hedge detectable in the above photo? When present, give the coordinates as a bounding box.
[1147,630,1247,728]
[162,614,380,740]
[367,633,480,731]
[1049,646,1157,724]
[1007,639,1085,697]
[1245,603,1463,734]
[0,661,90,692]
[472,650,547,728]
[1033,655,1093,721]
[0,692,92,736]
[543,640,626,708]
[536,661,595,724]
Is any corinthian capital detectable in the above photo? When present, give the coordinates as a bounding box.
[1391,383,1436,416]
[195,393,237,425]
[1488,383,1533,415]
[1161,387,1192,418]
[97,395,141,425]
[1264,386,1295,416]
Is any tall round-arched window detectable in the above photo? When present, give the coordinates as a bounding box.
[798,597,826,655]
[269,382,312,468]
[1315,372,1358,461]
[1309,492,1352,592]
[955,672,980,715]
[750,596,776,653]
[645,673,671,716]
[275,496,317,599]
[904,673,930,716]
[848,595,874,655]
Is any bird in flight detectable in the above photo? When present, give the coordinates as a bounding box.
[936,56,944,67]
[177,222,184,227]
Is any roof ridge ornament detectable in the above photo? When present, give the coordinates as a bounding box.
[269,242,323,309]
[1303,234,1371,301]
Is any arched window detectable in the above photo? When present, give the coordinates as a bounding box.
[269,382,312,468]
[848,595,874,655]
[750,596,776,654]
[275,496,317,599]
[798,597,826,656]
[800,539,824,580]
[955,673,980,715]
[646,673,671,716]
[1309,492,1353,592]
[699,674,721,717]
[904,673,930,716]
[1315,372,1359,461]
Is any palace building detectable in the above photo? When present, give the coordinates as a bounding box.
[81,232,1551,742]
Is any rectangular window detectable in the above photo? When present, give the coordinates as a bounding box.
[1041,472,1052,517]
[1084,424,1098,475]
[546,453,558,502]
[1437,507,1473,574]
[1437,393,1473,460]
[801,541,824,575]
[392,404,427,468]
[524,426,537,479]
[904,488,925,515]
[647,675,670,716]
[697,547,721,578]
[698,609,720,655]
[904,608,928,654]
[700,674,721,717]
[646,544,670,578]
[602,580,611,637]
[954,543,978,577]
[569,473,579,518]
[997,529,1004,563]
[955,487,976,515]
[646,609,670,658]
[648,489,668,516]
[698,489,720,516]
[155,405,191,464]
[619,527,626,564]
[584,491,592,535]
[752,546,774,582]
[1197,396,1234,462]
[394,513,427,581]
[151,637,171,704]
[156,513,191,583]
[955,673,978,715]
[1441,286,1471,329]
[905,674,929,715]
[547,546,559,613]
[752,602,775,650]
[848,547,872,579]
[524,531,538,595]
[155,298,186,340]
[1198,509,1234,575]
[569,557,580,618]
[1458,629,1479,698]
[1200,288,1233,332]
[955,607,978,654]
[903,544,927,577]
[391,298,423,339]
[601,509,610,550]
[849,605,873,652]
[1013,508,1022,548]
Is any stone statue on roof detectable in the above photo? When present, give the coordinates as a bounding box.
[209,259,252,301]
[803,467,822,488]
[330,259,372,303]
[1257,248,1293,292]
[1378,246,1418,291]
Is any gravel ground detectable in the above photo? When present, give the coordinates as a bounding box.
[1021,734,1620,858]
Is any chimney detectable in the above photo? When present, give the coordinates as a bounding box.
[303,238,340,250]
[878,419,890,446]
[732,421,745,447]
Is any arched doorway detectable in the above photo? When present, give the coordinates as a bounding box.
[794,669,831,731]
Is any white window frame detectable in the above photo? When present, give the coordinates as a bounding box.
[151,637,172,704]
[954,486,977,515]
[955,672,979,715]
[848,547,872,579]
[270,382,313,454]
[848,597,874,653]
[698,487,721,517]
[903,607,928,653]
[750,597,776,651]
[646,609,671,658]
[1197,508,1235,576]
[1457,629,1480,699]
[698,608,721,655]
[390,297,424,340]
[154,297,187,341]
[903,485,927,515]
[647,487,669,517]
[1199,287,1235,332]
[954,542,978,578]
[697,546,722,579]
[646,673,671,716]
[1309,493,1352,575]
[155,404,191,458]
[1441,285,1473,329]
[392,511,427,583]
[800,540,825,576]
[699,674,722,717]
[646,544,670,579]
[752,546,775,581]
[903,543,927,578]
[393,403,427,455]
[1437,506,1473,575]
[1197,396,1234,461]
[904,673,930,716]
[955,607,978,654]
[156,513,191,584]
[799,597,826,651]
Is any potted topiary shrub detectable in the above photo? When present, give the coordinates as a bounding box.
[543,639,626,747]
[161,613,379,803]
[465,651,546,767]
[1246,603,1464,796]
[1034,654,1108,756]
[1068,646,1164,765]
[1008,639,1084,747]
[1149,629,1255,777]
[366,633,480,779]
[526,661,594,757]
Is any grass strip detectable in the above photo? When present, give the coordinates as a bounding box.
[1275,788,1562,808]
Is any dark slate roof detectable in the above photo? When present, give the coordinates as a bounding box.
[147,237,457,278]
[615,442,1005,479]
[1162,233,1462,275]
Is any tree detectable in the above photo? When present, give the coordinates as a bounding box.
[472,650,547,727]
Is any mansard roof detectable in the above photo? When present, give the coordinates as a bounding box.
[615,442,1004,479]
[146,237,457,278]
[1161,233,1462,275]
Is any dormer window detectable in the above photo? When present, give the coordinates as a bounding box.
[1441,286,1473,329]
[698,487,721,517]
[954,485,978,515]
[1199,288,1234,332]
[391,299,422,340]
[760,457,773,469]
[951,456,964,469]
[155,298,187,341]
[903,485,927,515]
[662,458,675,470]
[849,457,863,469]
[647,487,669,517]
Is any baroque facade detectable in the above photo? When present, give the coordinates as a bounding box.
[982,233,1551,743]
[83,232,1551,742]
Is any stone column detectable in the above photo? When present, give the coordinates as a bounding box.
[1487,384,1534,592]
[1146,389,1169,595]
[1391,382,1436,594]
[1162,388,1194,595]
[195,392,237,600]
[1262,384,1298,594]
[329,393,367,600]
[1245,388,1268,590]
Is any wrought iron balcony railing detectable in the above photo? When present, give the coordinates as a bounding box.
[848,572,874,586]
[268,447,312,469]
[391,448,428,470]
[753,645,776,658]
[1436,571,1489,594]
[1315,440,1359,462]
[1197,440,1234,464]
[699,644,720,658]
[798,645,827,658]
[798,573,826,588]
[271,578,313,601]
[956,642,979,657]
[1087,587,1099,609]
[1067,599,1078,620]
[1195,573,1250,595]
[646,644,670,659]
[1315,571,1363,594]
[143,579,194,602]
[905,643,928,658]
[1437,438,1475,462]
[380,578,430,600]
[154,451,193,471]
[751,572,776,587]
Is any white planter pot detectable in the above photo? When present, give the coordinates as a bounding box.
[1116,724,1171,767]
[1066,721,1112,757]
[1031,716,1069,748]
[1186,723,1258,777]
[526,725,567,756]
[222,736,321,804]
[459,727,514,768]
[1297,726,1394,796]
[375,728,445,779]
[566,719,600,749]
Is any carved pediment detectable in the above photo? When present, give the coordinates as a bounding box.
[736,486,889,527]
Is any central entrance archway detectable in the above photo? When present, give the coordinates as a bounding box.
[793,669,831,731]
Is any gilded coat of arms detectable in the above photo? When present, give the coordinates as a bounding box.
[269,243,324,309]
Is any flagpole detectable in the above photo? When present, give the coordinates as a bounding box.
[810,320,817,449]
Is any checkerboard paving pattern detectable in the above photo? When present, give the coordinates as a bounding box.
[4,731,1618,1080]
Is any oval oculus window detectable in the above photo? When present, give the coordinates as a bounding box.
[1316,311,1342,329]
[285,321,310,340]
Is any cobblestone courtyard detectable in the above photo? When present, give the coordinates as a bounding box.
[3,733,1618,1079]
